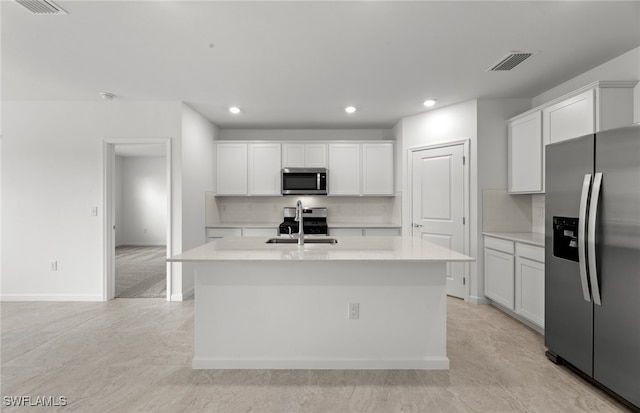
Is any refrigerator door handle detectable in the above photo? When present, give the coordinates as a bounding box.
[578,174,592,302]
[588,172,603,305]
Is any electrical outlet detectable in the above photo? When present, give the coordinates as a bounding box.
[50,261,58,271]
[348,303,359,320]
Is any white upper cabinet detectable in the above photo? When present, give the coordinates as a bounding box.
[282,143,328,168]
[542,81,637,145]
[217,140,394,197]
[305,144,328,168]
[507,81,637,194]
[543,89,595,145]
[216,143,248,195]
[362,143,394,195]
[248,143,281,195]
[329,143,361,195]
[216,143,281,196]
[329,142,394,196]
[281,144,305,168]
[508,111,543,194]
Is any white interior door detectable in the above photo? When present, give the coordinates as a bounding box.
[412,144,466,298]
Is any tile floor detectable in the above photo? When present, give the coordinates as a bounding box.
[0,297,631,412]
[115,246,167,298]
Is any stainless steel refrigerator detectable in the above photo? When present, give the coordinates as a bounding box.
[545,124,640,409]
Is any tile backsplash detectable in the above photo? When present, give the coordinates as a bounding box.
[206,193,401,226]
[531,194,545,233]
[482,189,545,234]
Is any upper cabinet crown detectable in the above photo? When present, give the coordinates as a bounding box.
[508,81,637,194]
[282,143,328,168]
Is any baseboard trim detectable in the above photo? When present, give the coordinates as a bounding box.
[170,287,194,302]
[468,295,490,305]
[1,294,103,302]
[489,300,545,335]
[192,357,450,370]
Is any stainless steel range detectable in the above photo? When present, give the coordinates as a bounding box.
[278,207,328,236]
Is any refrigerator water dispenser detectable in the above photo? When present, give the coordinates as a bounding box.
[553,217,579,262]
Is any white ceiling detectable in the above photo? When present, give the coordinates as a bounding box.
[3,1,639,129]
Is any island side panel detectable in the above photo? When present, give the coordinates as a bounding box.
[193,260,448,370]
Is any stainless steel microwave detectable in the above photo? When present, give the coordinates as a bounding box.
[281,168,328,195]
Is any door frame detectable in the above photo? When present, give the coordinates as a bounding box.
[408,139,470,300]
[103,138,172,301]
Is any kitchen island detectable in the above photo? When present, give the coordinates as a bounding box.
[169,236,472,370]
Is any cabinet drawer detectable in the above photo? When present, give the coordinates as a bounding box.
[207,228,242,238]
[330,228,363,237]
[363,228,401,236]
[516,243,545,263]
[484,237,514,254]
[243,228,277,237]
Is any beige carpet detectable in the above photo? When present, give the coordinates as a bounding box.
[115,246,167,298]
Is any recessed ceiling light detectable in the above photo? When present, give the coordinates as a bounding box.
[423,99,437,107]
[229,106,241,114]
[345,106,356,114]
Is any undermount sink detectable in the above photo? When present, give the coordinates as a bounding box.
[266,237,338,245]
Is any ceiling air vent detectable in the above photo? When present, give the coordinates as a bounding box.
[487,52,533,71]
[15,0,67,15]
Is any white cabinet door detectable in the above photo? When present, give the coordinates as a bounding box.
[543,89,595,145]
[329,143,361,195]
[305,144,328,168]
[216,144,248,195]
[484,247,515,310]
[515,256,545,328]
[281,144,305,168]
[362,143,394,195]
[508,111,543,193]
[248,143,281,195]
[282,143,327,168]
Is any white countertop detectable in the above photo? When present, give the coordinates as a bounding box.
[482,232,545,247]
[169,236,473,262]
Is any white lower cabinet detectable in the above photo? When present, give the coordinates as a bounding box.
[329,228,364,237]
[484,235,545,330]
[206,227,277,242]
[484,245,515,310]
[515,256,545,328]
[329,227,401,237]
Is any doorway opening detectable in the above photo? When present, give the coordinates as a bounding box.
[104,139,172,301]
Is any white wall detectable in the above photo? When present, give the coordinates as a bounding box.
[1,101,182,301]
[115,156,167,246]
[179,103,219,300]
[398,100,479,301]
[219,129,392,141]
[396,98,531,304]
[532,46,640,122]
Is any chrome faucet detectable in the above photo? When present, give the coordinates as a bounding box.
[295,200,304,245]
